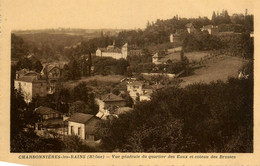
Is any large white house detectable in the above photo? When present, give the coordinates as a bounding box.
[96,43,128,59]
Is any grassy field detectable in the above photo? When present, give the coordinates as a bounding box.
[185,51,210,62]
[180,55,248,87]
[63,75,125,90]
[163,51,210,62]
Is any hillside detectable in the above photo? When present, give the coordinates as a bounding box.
[180,55,247,87]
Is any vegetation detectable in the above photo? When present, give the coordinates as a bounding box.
[92,56,129,76]
[97,72,253,152]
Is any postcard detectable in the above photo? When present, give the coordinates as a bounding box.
[0,0,259,165]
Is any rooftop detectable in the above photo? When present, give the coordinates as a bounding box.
[201,25,218,30]
[127,81,143,86]
[101,93,125,102]
[67,113,94,124]
[16,75,47,83]
[153,52,165,58]
[35,106,61,115]
[16,68,30,74]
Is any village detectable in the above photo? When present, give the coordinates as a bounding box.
[10,8,254,152]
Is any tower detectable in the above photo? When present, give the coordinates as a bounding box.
[121,43,128,59]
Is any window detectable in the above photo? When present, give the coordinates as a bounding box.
[71,126,74,135]
[78,127,81,136]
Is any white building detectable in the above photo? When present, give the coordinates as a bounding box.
[201,25,219,35]
[96,43,128,59]
[67,113,101,141]
[152,52,164,65]
[170,34,174,43]
[185,23,196,34]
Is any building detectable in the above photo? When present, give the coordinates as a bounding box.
[34,106,63,131]
[41,64,63,94]
[185,23,196,34]
[127,81,144,101]
[14,74,48,103]
[96,43,128,59]
[201,25,219,35]
[140,88,153,101]
[170,34,174,43]
[16,69,30,79]
[67,113,101,141]
[152,52,165,65]
[100,93,126,109]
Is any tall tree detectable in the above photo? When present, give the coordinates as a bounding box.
[212,11,217,25]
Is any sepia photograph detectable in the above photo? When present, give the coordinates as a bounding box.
[6,0,254,155]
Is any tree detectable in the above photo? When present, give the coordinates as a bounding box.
[115,58,128,75]
[32,60,43,72]
[68,59,81,80]
[73,82,99,114]
[16,58,33,70]
[212,11,217,25]
[62,135,95,152]
[69,100,94,115]
[55,87,70,114]
[97,77,253,152]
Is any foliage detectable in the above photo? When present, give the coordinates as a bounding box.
[62,135,96,152]
[182,32,223,52]
[73,82,99,115]
[69,100,93,115]
[92,56,128,76]
[11,34,28,59]
[97,74,253,152]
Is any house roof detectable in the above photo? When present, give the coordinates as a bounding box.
[153,52,165,58]
[16,69,29,74]
[24,71,41,76]
[97,45,121,53]
[15,76,47,83]
[67,113,95,124]
[185,23,193,28]
[201,25,218,30]
[42,64,62,74]
[127,81,143,86]
[34,106,61,115]
[101,93,125,102]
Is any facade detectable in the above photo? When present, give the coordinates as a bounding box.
[34,106,63,130]
[170,34,174,43]
[201,25,219,35]
[41,65,62,94]
[140,88,153,101]
[96,43,128,59]
[127,81,144,101]
[185,23,196,34]
[152,52,165,65]
[14,75,48,103]
[67,113,101,141]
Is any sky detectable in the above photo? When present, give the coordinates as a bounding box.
[3,0,255,30]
